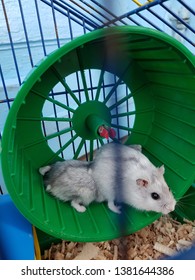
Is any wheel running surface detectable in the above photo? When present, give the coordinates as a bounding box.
[2,26,195,241]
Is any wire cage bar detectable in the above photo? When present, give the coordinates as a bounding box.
[0,1,195,193]
[0,0,195,262]
[0,0,194,131]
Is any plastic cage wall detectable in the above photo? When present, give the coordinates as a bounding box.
[0,0,195,243]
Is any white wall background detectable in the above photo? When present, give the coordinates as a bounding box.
[0,0,194,96]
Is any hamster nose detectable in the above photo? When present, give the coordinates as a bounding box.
[169,204,176,213]
[169,205,175,212]
[163,203,175,214]
[171,200,176,212]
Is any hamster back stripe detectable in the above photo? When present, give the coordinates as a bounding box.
[1,26,195,241]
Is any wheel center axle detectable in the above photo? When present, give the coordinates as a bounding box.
[72,100,114,140]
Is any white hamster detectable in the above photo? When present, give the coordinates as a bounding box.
[92,143,176,214]
[39,143,176,214]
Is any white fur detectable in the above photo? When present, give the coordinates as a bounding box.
[108,201,121,214]
[39,166,51,176]
[39,143,176,214]
[71,200,86,212]
[92,143,176,214]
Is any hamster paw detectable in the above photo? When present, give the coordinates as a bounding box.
[130,144,142,152]
[108,201,121,214]
[46,185,52,191]
[71,200,86,213]
[39,165,51,175]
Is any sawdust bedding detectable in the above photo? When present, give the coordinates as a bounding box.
[42,216,195,260]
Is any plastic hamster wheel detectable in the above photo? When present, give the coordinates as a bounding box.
[2,26,195,242]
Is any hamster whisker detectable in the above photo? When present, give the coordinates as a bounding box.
[175,204,185,213]
[177,201,195,207]
[175,193,195,202]
[175,200,195,216]
[179,192,195,199]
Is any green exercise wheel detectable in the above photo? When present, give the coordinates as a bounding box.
[1,26,195,242]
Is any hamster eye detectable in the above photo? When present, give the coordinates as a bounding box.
[151,192,160,200]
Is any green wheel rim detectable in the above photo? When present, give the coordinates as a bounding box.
[1,26,195,241]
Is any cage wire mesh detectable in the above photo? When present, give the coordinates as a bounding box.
[0,1,195,260]
[0,0,194,195]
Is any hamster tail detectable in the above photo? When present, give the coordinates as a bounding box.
[39,165,51,176]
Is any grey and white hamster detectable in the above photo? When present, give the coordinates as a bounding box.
[39,143,176,214]
[39,160,100,213]
[92,143,176,215]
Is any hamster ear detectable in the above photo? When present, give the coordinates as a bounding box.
[158,165,165,175]
[136,179,149,187]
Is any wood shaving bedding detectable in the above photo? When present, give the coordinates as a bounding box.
[42,216,195,260]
